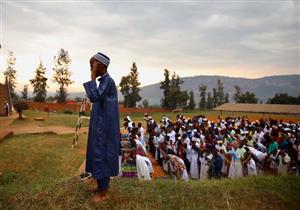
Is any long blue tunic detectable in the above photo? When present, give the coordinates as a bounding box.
[83,73,120,179]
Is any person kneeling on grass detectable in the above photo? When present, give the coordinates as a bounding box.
[82,52,120,202]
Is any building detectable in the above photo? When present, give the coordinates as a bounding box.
[0,77,13,116]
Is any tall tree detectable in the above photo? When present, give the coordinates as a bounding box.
[233,85,242,102]
[225,93,229,103]
[21,84,28,100]
[160,69,171,109]
[206,92,213,109]
[199,84,207,109]
[188,90,196,110]
[233,85,258,103]
[212,88,217,108]
[120,75,131,107]
[216,79,225,106]
[160,70,188,109]
[3,51,17,99]
[52,49,73,103]
[128,62,142,107]
[30,61,48,102]
[119,62,142,107]
[142,99,149,108]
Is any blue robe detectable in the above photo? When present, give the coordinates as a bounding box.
[83,73,120,179]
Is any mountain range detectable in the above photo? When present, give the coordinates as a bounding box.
[68,74,300,105]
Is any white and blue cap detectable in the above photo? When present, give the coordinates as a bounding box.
[93,52,110,67]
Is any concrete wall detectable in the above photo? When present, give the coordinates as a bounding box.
[26,101,166,114]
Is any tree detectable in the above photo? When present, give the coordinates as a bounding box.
[52,49,73,103]
[212,88,217,108]
[120,75,131,107]
[74,97,83,102]
[160,70,188,109]
[233,85,242,102]
[225,93,229,103]
[206,92,213,109]
[188,90,196,110]
[46,96,55,102]
[160,69,171,109]
[142,99,149,108]
[216,79,225,106]
[3,51,17,99]
[30,61,48,102]
[177,90,189,109]
[199,84,207,109]
[21,84,28,100]
[128,62,142,107]
[267,93,300,104]
[233,85,258,103]
[239,91,258,103]
[119,62,142,107]
[13,101,29,119]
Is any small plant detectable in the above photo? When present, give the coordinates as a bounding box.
[64,110,73,114]
[13,100,29,119]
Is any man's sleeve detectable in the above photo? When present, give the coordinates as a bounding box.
[83,79,110,103]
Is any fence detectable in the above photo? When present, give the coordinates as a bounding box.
[26,101,166,114]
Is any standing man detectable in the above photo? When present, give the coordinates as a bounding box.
[83,52,120,202]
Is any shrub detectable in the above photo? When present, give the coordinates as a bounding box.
[13,100,29,119]
[63,110,73,114]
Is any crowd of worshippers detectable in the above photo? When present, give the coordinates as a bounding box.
[122,113,300,181]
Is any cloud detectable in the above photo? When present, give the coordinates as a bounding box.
[1,0,299,94]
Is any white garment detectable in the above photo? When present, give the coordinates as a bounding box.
[136,155,153,180]
[138,127,145,145]
[184,137,190,146]
[228,159,243,179]
[167,130,176,144]
[247,147,267,162]
[118,155,123,177]
[168,155,189,181]
[199,155,208,180]
[278,154,290,175]
[247,158,257,176]
[154,134,164,160]
[187,146,199,179]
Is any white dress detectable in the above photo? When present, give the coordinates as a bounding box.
[228,150,243,179]
[247,158,257,176]
[199,155,208,180]
[187,146,199,179]
[136,155,153,180]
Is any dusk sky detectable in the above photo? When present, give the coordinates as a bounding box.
[0,0,299,94]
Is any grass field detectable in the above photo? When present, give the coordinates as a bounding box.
[11,110,90,128]
[1,133,300,210]
[13,109,299,130]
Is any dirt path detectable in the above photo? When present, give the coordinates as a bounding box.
[2,125,88,135]
[1,124,88,135]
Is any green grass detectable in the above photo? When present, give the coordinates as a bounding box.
[120,110,300,126]
[11,110,90,127]
[1,133,300,210]
[12,109,299,130]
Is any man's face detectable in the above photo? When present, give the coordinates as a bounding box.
[90,57,107,77]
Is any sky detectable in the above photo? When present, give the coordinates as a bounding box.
[0,0,299,94]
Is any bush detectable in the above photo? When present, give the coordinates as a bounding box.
[63,110,73,114]
[13,100,29,119]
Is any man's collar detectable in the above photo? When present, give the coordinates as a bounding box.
[97,73,109,81]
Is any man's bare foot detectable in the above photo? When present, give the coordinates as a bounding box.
[92,190,110,203]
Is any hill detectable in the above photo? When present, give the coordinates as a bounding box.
[139,74,300,105]
[64,74,299,105]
